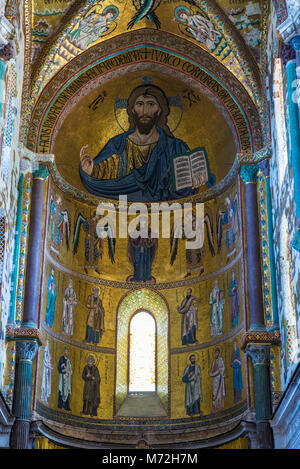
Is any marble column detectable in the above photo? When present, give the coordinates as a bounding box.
[246,344,273,449]
[259,159,279,330]
[10,340,39,449]
[22,168,48,328]
[10,165,48,449]
[240,165,265,330]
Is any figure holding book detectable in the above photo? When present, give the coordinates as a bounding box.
[80,84,215,202]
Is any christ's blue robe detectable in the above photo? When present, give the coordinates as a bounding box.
[80,127,215,201]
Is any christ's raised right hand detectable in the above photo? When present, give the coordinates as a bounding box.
[80,144,94,176]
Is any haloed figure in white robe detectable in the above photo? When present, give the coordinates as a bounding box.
[62,279,77,337]
[41,340,52,404]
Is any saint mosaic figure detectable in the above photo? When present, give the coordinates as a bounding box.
[182,354,203,416]
[45,268,57,329]
[73,212,115,275]
[79,84,215,202]
[49,194,70,259]
[208,348,226,413]
[217,194,239,263]
[170,211,215,277]
[229,270,240,328]
[68,6,119,50]
[84,287,105,345]
[174,6,221,51]
[208,280,225,337]
[41,340,52,404]
[230,340,243,403]
[127,217,158,282]
[177,288,199,345]
[62,278,78,337]
[57,348,73,411]
[81,355,101,417]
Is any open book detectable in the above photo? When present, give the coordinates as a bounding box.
[172,148,209,191]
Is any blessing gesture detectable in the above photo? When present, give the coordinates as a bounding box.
[80,144,94,176]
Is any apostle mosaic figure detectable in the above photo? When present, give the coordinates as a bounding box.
[182,354,203,416]
[45,268,57,329]
[174,6,221,51]
[62,279,78,337]
[79,84,215,202]
[208,348,226,413]
[177,288,199,345]
[81,355,101,417]
[49,195,70,259]
[208,280,225,337]
[84,287,105,345]
[230,340,243,403]
[41,340,52,404]
[229,270,240,328]
[57,348,73,411]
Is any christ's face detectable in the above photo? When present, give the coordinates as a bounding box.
[133,95,161,134]
[179,13,188,22]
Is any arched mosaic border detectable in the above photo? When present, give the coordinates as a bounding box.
[115,289,169,416]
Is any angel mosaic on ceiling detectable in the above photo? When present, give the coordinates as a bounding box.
[174,5,222,52]
[56,4,120,61]
[67,4,120,50]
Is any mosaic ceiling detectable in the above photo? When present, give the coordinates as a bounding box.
[23,0,265,110]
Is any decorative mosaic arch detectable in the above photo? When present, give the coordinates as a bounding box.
[115,289,169,415]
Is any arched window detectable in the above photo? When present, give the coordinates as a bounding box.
[128,311,156,393]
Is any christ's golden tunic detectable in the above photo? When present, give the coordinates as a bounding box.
[92,138,157,179]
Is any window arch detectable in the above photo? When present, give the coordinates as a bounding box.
[115,289,169,415]
[128,310,156,393]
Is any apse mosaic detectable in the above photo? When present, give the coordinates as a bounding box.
[19,0,268,437]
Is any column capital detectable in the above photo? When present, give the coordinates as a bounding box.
[240,164,259,183]
[246,344,271,366]
[15,341,39,362]
[18,144,54,177]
